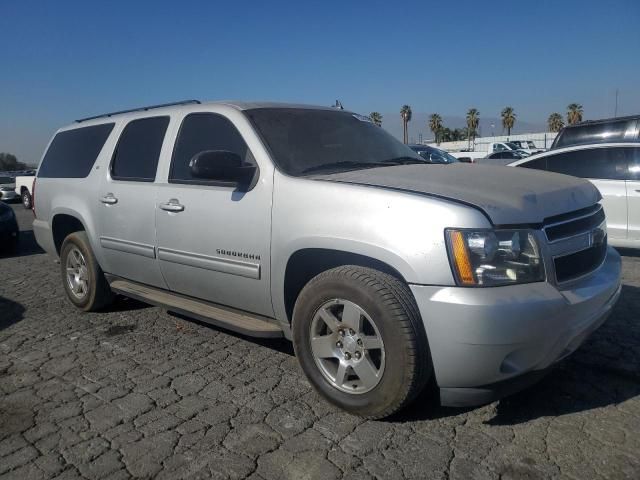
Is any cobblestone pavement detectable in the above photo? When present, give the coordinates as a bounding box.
[1,203,639,480]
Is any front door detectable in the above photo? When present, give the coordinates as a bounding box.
[590,179,628,241]
[626,146,640,241]
[96,116,170,288]
[155,111,274,317]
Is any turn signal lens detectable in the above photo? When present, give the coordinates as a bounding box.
[449,230,475,285]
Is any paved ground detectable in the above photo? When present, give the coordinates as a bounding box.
[1,203,639,480]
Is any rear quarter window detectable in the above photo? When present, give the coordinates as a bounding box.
[38,123,115,178]
[519,157,547,170]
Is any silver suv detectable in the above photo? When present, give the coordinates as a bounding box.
[33,100,622,418]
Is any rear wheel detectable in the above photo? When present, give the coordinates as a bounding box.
[22,190,32,209]
[292,266,432,419]
[60,231,114,311]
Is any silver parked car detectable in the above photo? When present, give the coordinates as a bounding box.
[32,100,621,418]
[0,176,19,202]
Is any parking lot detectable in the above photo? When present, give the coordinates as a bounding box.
[0,203,638,479]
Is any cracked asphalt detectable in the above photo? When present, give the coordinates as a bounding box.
[1,203,639,480]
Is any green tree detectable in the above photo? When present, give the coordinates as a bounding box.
[567,103,583,125]
[369,112,383,127]
[428,113,443,144]
[0,153,27,171]
[439,127,468,142]
[466,108,480,149]
[548,112,564,132]
[400,105,412,144]
[501,106,516,136]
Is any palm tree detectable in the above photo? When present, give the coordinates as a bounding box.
[501,106,516,137]
[428,113,443,144]
[548,113,564,132]
[400,105,412,144]
[466,108,480,149]
[369,112,383,127]
[567,103,583,125]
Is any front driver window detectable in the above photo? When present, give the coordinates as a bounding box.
[170,113,255,184]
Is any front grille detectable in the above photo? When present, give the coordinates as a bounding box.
[544,205,605,242]
[554,241,607,283]
[542,205,607,282]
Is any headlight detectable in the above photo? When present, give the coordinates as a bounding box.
[446,229,544,286]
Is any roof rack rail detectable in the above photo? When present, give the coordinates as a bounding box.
[75,99,201,123]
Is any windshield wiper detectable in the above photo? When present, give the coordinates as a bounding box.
[381,156,428,165]
[301,161,388,174]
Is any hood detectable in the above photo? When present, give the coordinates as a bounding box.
[313,163,601,225]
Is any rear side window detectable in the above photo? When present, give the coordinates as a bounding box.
[554,119,639,149]
[170,113,254,184]
[545,147,630,180]
[38,124,114,178]
[111,116,169,181]
[519,157,547,170]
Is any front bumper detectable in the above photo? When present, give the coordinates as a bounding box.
[410,246,622,406]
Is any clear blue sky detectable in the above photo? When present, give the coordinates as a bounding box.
[1,0,639,163]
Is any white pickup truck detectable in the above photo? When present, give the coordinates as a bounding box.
[450,142,519,162]
[14,174,35,208]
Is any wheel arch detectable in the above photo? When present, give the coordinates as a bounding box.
[51,212,88,255]
[279,246,416,326]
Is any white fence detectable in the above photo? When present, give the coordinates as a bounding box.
[430,132,558,152]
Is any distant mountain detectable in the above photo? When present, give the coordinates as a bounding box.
[377,112,546,143]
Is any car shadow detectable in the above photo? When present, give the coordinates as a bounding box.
[0,296,25,330]
[102,295,151,313]
[167,310,295,356]
[616,247,640,258]
[15,230,44,257]
[393,283,640,424]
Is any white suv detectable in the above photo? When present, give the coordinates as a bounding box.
[510,143,640,248]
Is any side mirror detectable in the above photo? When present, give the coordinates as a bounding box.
[189,150,257,187]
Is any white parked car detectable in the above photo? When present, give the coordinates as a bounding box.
[14,174,35,208]
[509,143,640,249]
[449,142,530,163]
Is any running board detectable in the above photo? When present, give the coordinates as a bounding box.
[109,279,283,338]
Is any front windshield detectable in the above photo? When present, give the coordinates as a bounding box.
[245,108,423,176]
[505,142,520,150]
[431,148,459,164]
[415,148,458,164]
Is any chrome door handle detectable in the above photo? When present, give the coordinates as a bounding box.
[100,193,118,205]
[160,199,185,212]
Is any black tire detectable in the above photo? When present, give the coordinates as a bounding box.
[60,231,114,311]
[22,190,32,209]
[292,266,432,419]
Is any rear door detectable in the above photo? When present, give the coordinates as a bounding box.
[96,116,171,288]
[545,147,628,241]
[625,146,640,241]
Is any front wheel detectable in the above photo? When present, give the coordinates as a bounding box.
[292,266,432,419]
[60,231,114,311]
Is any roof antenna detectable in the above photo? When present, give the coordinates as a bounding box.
[332,100,344,110]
